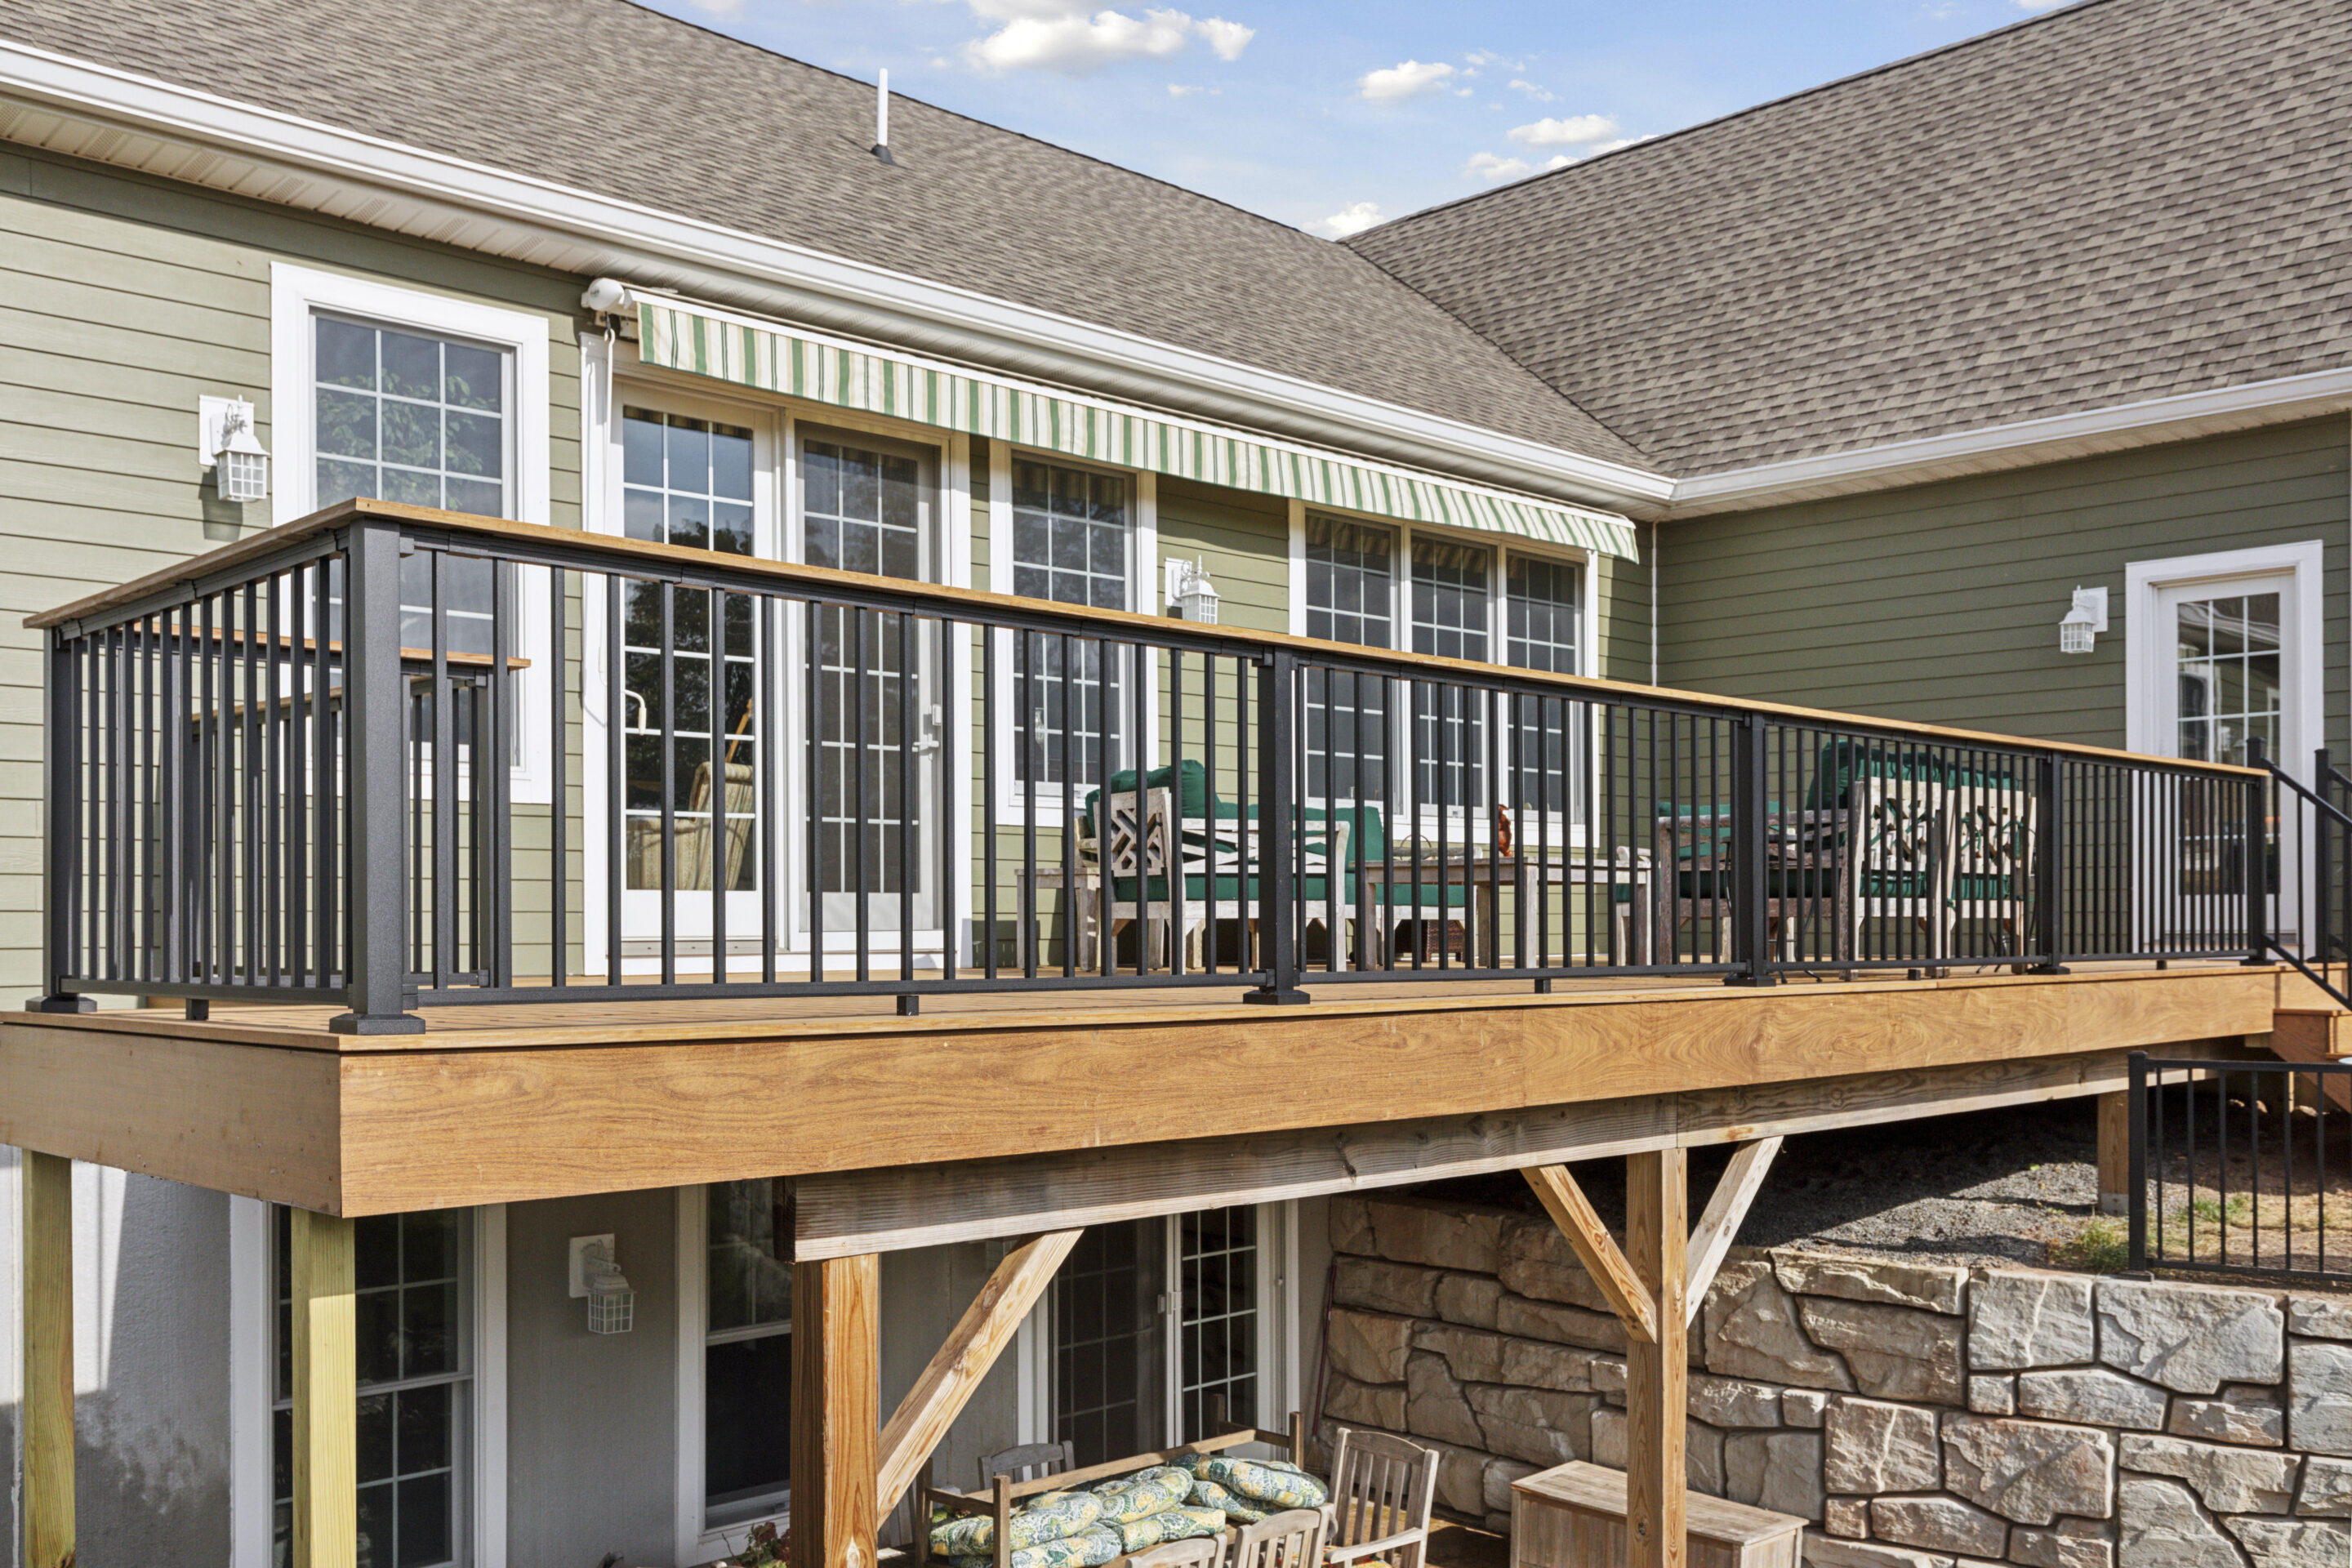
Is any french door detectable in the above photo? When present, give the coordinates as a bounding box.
[2132,546,2319,949]
[1045,1206,1281,1468]
[793,425,946,958]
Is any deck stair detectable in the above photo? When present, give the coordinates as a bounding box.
[2270,1008,2352,1110]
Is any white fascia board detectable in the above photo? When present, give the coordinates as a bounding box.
[1668,367,2352,517]
[0,39,1671,513]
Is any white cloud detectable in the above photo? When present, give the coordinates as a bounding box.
[1168,82,1202,96]
[1313,201,1387,238]
[1463,151,1533,182]
[1507,113,1621,148]
[1357,59,1455,100]
[960,4,1255,73]
[2012,0,2076,8]
[1197,16,1254,59]
[681,0,744,11]
[1508,78,1555,101]
[1464,49,1522,71]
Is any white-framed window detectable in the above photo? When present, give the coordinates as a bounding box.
[1032,1204,1298,1468]
[229,1199,507,1568]
[675,1181,795,1565]
[1288,502,1596,835]
[270,264,555,805]
[986,444,1158,825]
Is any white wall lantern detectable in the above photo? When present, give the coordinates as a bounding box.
[2059,585,2107,655]
[198,395,270,503]
[1165,555,1220,624]
[569,1232,636,1334]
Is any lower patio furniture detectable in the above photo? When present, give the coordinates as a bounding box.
[1321,1428,1438,1568]
[1227,1510,1328,1568]
[978,1440,1077,1489]
[1119,1539,1224,1568]
[1509,1461,1802,1568]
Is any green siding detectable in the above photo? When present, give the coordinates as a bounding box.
[1658,418,2352,755]
[1156,475,1290,635]
[0,146,587,1005]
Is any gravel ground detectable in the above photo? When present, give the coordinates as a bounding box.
[1428,1097,2111,1271]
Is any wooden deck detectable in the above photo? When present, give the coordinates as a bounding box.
[0,959,2314,1218]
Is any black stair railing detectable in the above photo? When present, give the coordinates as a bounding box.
[27,501,2270,1031]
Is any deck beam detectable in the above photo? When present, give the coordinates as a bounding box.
[20,1150,74,1568]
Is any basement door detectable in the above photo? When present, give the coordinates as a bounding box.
[1042,1207,1283,1467]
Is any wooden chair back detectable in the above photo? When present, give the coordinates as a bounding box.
[1325,1428,1438,1568]
[1228,1508,1328,1568]
[976,1439,1076,1489]
[1120,1537,1224,1568]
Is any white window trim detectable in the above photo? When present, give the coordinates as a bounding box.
[987,443,1159,827]
[229,1197,508,1568]
[2124,540,2324,780]
[270,263,555,805]
[578,348,979,975]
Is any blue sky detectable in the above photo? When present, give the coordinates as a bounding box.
[639,0,2074,238]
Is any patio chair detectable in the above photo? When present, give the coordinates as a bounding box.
[1229,1508,1327,1568]
[1119,1539,1223,1568]
[1942,766,2036,966]
[1321,1428,1438,1568]
[976,1440,1074,1488]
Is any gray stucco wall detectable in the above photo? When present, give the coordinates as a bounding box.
[506,1189,680,1567]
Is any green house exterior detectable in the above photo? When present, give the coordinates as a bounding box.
[1,0,2347,1562]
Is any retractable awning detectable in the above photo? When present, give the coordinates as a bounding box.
[636,300,1639,560]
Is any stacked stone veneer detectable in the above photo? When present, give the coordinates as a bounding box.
[1321,1192,2352,1567]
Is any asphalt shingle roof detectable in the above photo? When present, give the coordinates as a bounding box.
[0,0,1650,470]
[1345,0,2352,477]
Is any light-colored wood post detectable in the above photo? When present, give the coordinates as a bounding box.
[794,1253,881,1568]
[292,1207,358,1568]
[1624,1149,1688,1568]
[20,1151,74,1568]
[2096,1090,2130,1217]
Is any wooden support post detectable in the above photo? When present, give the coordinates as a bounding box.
[292,1207,358,1568]
[878,1230,1080,1513]
[20,1151,74,1568]
[2096,1091,2130,1217]
[1624,1149,1688,1568]
[794,1253,881,1568]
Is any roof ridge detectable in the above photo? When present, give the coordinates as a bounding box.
[1341,0,2129,239]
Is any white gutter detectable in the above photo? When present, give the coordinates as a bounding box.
[1667,368,2352,518]
[0,39,1673,513]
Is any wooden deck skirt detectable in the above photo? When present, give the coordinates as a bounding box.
[0,962,2307,1218]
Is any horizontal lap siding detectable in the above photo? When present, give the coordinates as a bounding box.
[0,144,586,1007]
[1659,418,2352,753]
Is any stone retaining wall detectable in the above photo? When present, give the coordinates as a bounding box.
[1319,1192,2352,1567]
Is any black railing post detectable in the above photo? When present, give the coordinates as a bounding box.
[2031,750,2069,973]
[2318,746,2335,974]
[1725,710,1774,985]
[29,635,93,1013]
[2127,1051,2149,1272]
[2245,736,2273,966]
[330,519,425,1036]
[1245,649,1308,1004]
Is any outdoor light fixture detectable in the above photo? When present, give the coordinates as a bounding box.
[1165,556,1221,623]
[580,276,635,315]
[2059,585,2108,655]
[569,1233,637,1334]
[198,395,270,503]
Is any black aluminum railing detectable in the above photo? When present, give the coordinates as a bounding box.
[28,502,2269,1032]
[2256,741,2352,1007]
[2129,1054,2352,1281]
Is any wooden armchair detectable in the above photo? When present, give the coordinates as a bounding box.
[1230,1509,1328,1568]
[1321,1428,1437,1568]
[976,1440,1074,1489]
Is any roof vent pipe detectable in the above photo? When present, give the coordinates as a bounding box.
[872,69,895,165]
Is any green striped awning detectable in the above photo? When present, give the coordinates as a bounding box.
[637,300,1637,559]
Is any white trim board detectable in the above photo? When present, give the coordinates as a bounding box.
[0,39,1666,515]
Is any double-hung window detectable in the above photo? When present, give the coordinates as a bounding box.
[1303,513,1392,804]
[1411,538,1492,810]
[271,1207,476,1568]
[1010,459,1131,791]
[1505,555,1585,817]
[702,1179,795,1526]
